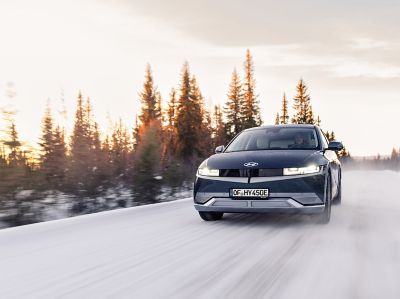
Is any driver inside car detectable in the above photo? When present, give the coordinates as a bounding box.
[292,133,309,147]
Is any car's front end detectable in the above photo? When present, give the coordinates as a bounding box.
[194,156,327,214]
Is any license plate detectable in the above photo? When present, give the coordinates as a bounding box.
[231,188,269,198]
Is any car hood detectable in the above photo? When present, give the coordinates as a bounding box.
[206,150,326,169]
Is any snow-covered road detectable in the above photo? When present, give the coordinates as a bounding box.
[1,170,400,299]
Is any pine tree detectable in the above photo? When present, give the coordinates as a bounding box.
[330,131,336,141]
[38,104,54,172]
[212,105,227,147]
[133,120,162,204]
[156,91,163,121]
[292,79,312,124]
[162,88,178,164]
[175,63,205,159]
[191,75,212,157]
[132,115,140,150]
[69,93,89,189]
[160,88,187,189]
[0,121,29,198]
[92,122,108,183]
[110,119,131,179]
[51,126,67,183]
[224,68,244,140]
[167,88,176,128]
[68,93,99,195]
[5,123,21,165]
[306,105,315,124]
[242,49,261,129]
[275,113,280,125]
[138,64,160,126]
[38,105,67,185]
[200,108,213,157]
[102,136,111,166]
[279,93,289,124]
[316,115,321,126]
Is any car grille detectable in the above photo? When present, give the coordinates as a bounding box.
[219,169,283,177]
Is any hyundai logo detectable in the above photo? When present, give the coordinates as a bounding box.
[244,162,258,167]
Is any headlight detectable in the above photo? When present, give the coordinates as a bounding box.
[283,165,320,176]
[197,159,219,177]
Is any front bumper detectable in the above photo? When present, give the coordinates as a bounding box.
[194,198,325,214]
[193,171,326,214]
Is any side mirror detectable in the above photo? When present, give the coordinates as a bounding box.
[215,145,225,154]
[326,141,344,152]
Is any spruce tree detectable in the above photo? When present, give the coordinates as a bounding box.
[191,75,212,157]
[242,49,262,129]
[92,122,110,185]
[69,93,88,191]
[38,105,67,185]
[52,126,67,184]
[330,131,336,141]
[155,91,163,122]
[1,120,28,197]
[279,93,289,124]
[224,68,244,140]
[5,123,21,165]
[162,88,178,164]
[167,88,176,128]
[110,119,131,179]
[275,113,280,125]
[316,115,321,126]
[68,93,99,195]
[212,105,227,147]
[292,79,312,124]
[138,64,159,126]
[175,63,204,160]
[132,115,140,150]
[133,120,162,204]
[306,105,315,124]
[200,108,213,157]
[38,104,54,173]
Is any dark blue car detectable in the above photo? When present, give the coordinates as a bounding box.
[193,124,343,224]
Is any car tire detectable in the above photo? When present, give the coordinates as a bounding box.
[333,171,342,205]
[317,174,332,224]
[199,211,224,221]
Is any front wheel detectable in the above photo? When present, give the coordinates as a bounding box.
[199,211,224,221]
[317,174,332,224]
[334,173,342,205]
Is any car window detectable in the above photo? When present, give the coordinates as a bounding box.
[320,130,329,148]
[225,127,319,152]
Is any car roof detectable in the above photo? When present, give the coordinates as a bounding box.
[244,124,318,132]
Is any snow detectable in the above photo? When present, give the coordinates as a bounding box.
[0,185,192,228]
[15,190,34,200]
[1,170,400,298]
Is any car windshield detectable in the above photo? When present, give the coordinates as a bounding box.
[225,127,319,152]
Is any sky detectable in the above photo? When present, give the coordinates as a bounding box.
[0,0,399,156]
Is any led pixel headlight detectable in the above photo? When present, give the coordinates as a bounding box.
[197,159,219,177]
[283,165,320,176]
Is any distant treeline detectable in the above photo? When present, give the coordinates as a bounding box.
[343,150,400,171]
[1,49,350,226]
